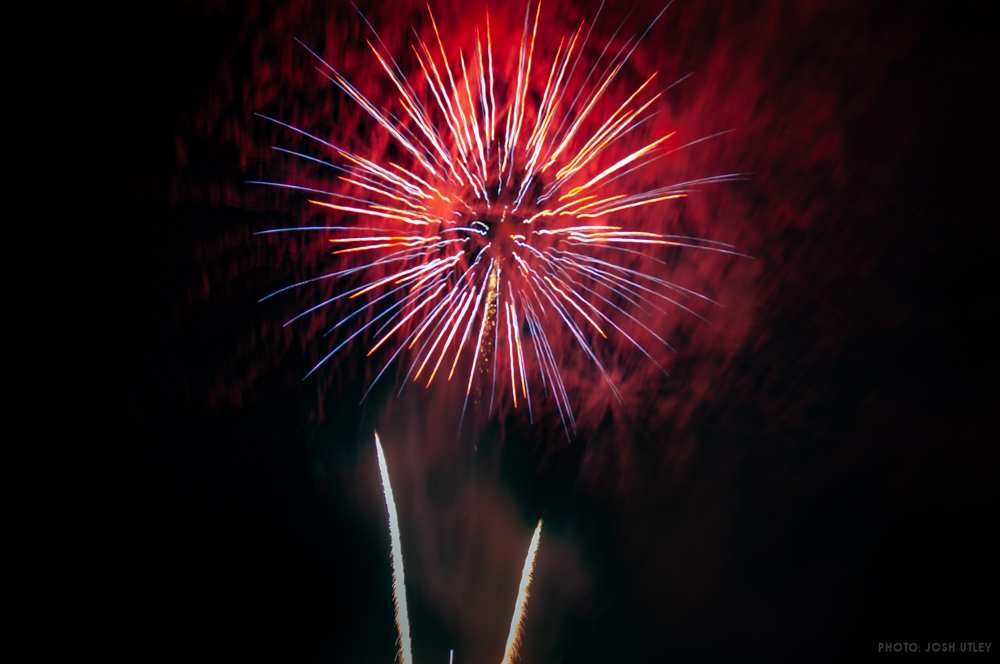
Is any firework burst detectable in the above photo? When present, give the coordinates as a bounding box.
[255,1,743,435]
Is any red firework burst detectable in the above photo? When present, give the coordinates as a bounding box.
[254,1,743,435]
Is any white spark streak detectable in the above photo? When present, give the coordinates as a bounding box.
[500,519,543,664]
[375,432,413,664]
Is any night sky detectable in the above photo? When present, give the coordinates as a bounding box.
[120,1,996,661]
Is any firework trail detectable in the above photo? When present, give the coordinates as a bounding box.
[374,434,545,662]
[257,1,743,433]
[375,432,414,664]
[500,519,543,664]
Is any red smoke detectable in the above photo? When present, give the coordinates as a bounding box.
[182,0,800,446]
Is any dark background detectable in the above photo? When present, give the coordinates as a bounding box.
[115,1,996,661]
